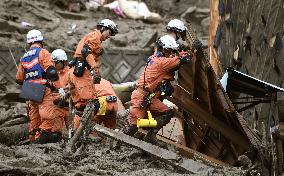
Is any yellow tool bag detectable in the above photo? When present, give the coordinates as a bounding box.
[97,96,107,115]
[137,110,157,128]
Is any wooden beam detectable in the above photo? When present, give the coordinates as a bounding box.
[191,54,200,100]
[196,125,210,151]
[65,100,97,154]
[170,85,251,149]
[93,124,213,174]
[156,135,230,167]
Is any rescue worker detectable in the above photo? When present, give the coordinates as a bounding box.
[154,19,188,57]
[166,19,187,41]
[73,78,118,130]
[123,35,192,144]
[51,49,70,89]
[51,49,70,131]
[72,18,118,84]
[16,29,59,142]
[36,49,71,144]
[67,19,118,133]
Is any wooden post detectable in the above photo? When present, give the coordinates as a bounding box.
[65,100,97,154]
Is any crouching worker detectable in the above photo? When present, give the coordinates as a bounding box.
[36,49,71,144]
[16,29,59,143]
[123,35,192,145]
[51,49,70,131]
[73,78,118,131]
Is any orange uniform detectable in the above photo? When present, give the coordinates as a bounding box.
[71,29,117,131]
[38,66,70,133]
[74,29,102,74]
[128,54,180,125]
[16,43,55,141]
[67,67,98,109]
[73,79,118,130]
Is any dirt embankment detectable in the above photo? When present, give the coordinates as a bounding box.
[0,0,210,52]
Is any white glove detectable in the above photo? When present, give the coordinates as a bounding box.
[58,88,66,99]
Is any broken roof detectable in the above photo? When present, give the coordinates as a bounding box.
[221,67,284,97]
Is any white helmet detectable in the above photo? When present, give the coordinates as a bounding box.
[51,49,68,62]
[27,29,44,44]
[97,19,118,36]
[166,19,187,33]
[157,35,179,50]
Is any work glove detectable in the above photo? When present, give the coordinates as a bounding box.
[53,99,69,108]
[91,99,101,112]
[81,44,91,58]
[141,93,155,108]
[58,88,66,99]
[90,70,101,84]
[159,81,174,97]
[68,58,77,68]
[179,52,192,65]
[93,74,101,84]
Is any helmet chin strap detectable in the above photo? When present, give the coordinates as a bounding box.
[163,48,171,57]
[99,27,106,33]
[175,32,180,41]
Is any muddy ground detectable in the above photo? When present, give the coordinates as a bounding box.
[0,141,247,176]
[0,0,251,175]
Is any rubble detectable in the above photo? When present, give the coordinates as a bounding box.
[1,0,283,175]
[56,10,87,20]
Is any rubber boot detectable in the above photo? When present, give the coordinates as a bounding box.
[38,131,62,144]
[38,131,49,144]
[49,132,62,143]
[143,124,167,147]
[143,110,173,147]
[123,124,138,136]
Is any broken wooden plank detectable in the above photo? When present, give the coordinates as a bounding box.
[170,85,251,149]
[65,100,97,154]
[93,124,214,174]
[156,135,229,167]
[191,54,199,99]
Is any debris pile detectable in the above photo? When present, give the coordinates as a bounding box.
[2,0,282,175]
[0,76,28,145]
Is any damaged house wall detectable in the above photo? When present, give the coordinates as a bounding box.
[209,1,284,173]
[211,0,284,132]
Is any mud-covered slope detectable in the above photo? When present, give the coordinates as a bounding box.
[0,0,249,175]
[0,142,246,176]
[0,0,210,51]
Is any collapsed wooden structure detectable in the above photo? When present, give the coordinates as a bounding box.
[95,22,283,173]
[104,22,284,173]
[160,24,259,165]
